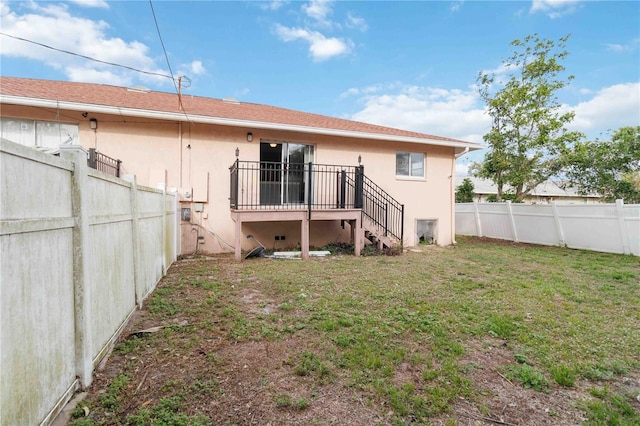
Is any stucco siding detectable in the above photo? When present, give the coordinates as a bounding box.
[2,105,459,253]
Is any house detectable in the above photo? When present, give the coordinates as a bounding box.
[1,76,482,259]
[455,177,602,204]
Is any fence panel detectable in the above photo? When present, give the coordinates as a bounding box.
[454,203,477,235]
[137,187,167,299]
[455,201,639,256]
[556,204,622,254]
[1,140,179,425]
[0,142,78,426]
[624,205,640,255]
[476,203,514,240]
[511,204,559,246]
[86,173,137,364]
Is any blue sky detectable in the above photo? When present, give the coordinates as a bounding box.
[1,0,639,174]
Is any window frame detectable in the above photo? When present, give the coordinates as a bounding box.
[395,151,425,180]
[0,117,79,149]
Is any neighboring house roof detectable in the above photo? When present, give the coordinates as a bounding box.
[0,76,482,153]
[455,176,601,199]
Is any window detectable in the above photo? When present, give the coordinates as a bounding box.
[396,151,424,178]
[0,118,78,150]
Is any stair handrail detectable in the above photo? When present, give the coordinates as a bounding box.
[345,171,404,242]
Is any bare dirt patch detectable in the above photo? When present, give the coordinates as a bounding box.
[430,338,591,425]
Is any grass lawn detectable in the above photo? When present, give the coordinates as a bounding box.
[70,236,639,425]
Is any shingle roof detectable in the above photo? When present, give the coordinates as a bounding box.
[455,176,601,198]
[0,76,480,148]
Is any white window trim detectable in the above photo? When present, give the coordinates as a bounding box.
[396,174,426,182]
[395,151,426,180]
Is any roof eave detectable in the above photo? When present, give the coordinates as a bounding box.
[1,94,484,151]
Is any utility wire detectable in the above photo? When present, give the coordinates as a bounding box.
[0,31,173,80]
[148,0,178,94]
[148,0,189,116]
[2,18,192,121]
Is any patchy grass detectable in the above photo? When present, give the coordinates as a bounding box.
[71,237,640,425]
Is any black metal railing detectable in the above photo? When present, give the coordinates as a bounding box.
[230,160,404,242]
[88,148,122,177]
[230,161,360,210]
[345,171,404,242]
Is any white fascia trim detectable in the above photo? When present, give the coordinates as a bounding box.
[1,95,484,151]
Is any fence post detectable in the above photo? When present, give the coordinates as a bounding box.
[158,183,167,275]
[473,201,483,237]
[174,191,180,259]
[59,144,94,388]
[616,199,631,255]
[551,201,565,247]
[506,201,518,242]
[124,175,143,307]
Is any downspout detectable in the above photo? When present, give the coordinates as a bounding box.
[178,122,183,187]
[178,122,183,256]
[451,147,470,245]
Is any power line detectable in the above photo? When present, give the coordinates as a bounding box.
[149,0,178,94]
[2,18,193,122]
[148,0,188,115]
[0,31,173,80]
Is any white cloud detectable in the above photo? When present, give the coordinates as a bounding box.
[450,1,464,13]
[455,163,471,176]
[604,38,640,53]
[302,0,333,25]
[348,84,490,144]
[567,82,640,136]
[530,0,581,18]
[235,88,250,98]
[189,60,206,76]
[340,82,400,98]
[0,2,169,86]
[340,87,361,98]
[274,24,352,61]
[605,43,626,53]
[259,1,286,11]
[345,80,640,146]
[68,0,109,8]
[346,12,368,31]
[66,66,130,86]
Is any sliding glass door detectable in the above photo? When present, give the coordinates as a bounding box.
[260,142,314,205]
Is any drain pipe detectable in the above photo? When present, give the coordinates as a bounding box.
[451,147,470,245]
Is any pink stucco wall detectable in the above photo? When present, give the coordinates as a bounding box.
[2,105,457,254]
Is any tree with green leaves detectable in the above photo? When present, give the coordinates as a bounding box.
[472,34,584,202]
[455,177,475,203]
[563,126,640,203]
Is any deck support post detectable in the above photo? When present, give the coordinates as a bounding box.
[301,215,309,259]
[234,215,242,261]
[353,217,362,257]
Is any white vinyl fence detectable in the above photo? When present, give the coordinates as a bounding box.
[456,201,639,256]
[1,140,179,425]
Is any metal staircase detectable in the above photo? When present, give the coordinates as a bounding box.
[345,169,404,250]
